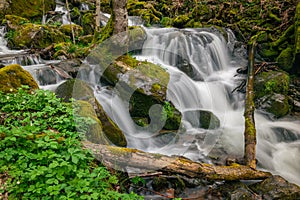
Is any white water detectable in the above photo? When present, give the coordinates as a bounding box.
[89,27,300,185]
[55,3,72,25]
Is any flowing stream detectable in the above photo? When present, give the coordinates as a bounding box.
[90,27,300,185]
[0,18,299,185]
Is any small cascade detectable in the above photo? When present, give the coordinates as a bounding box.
[80,3,89,11]
[55,1,72,24]
[80,26,300,185]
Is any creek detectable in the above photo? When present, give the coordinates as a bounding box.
[0,13,299,187]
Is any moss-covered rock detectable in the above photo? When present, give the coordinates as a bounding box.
[184,110,220,130]
[59,24,83,39]
[4,18,67,49]
[0,64,39,93]
[3,15,29,30]
[0,0,55,20]
[276,47,294,72]
[55,78,93,102]
[254,71,290,118]
[250,175,300,200]
[75,100,109,145]
[254,71,289,99]
[55,79,127,146]
[265,94,290,118]
[101,55,182,131]
[128,0,162,26]
[92,98,127,147]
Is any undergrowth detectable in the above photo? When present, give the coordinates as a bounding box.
[0,86,142,200]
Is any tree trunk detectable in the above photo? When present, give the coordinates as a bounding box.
[83,141,271,181]
[95,0,101,31]
[65,0,75,44]
[112,0,128,35]
[244,41,257,169]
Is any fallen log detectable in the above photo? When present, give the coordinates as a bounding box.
[82,141,272,181]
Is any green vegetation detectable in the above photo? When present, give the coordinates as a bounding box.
[0,86,141,199]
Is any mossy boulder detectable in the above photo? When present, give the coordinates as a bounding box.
[55,79,93,102]
[250,175,300,199]
[55,79,127,147]
[101,55,182,131]
[276,47,294,72]
[0,64,38,93]
[59,24,83,39]
[4,19,67,49]
[3,15,29,30]
[0,0,55,20]
[75,100,109,145]
[254,71,290,118]
[91,98,127,147]
[184,110,220,130]
[254,71,289,99]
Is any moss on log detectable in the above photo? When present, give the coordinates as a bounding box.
[82,141,272,181]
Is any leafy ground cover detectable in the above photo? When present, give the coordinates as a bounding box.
[0,86,141,200]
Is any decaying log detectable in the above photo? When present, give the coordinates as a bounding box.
[83,141,272,181]
[244,42,257,169]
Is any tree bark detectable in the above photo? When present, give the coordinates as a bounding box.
[83,141,271,181]
[244,41,257,169]
[65,0,75,44]
[112,0,128,35]
[95,0,101,31]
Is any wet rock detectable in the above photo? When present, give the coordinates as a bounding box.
[100,55,182,131]
[184,110,220,129]
[250,175,300,199]
[75,100,109,145]
[0,64,38,93]
[55,79,127,147]
[260,93,290,118]
[254,71,290,118]
[54,59,82,78]
[55,78,93,102]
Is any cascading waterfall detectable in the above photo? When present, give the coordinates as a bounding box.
[88,27,300,185]
[0,27,65,90]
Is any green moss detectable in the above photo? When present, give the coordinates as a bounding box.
[245,118,256,136]
[55,79,93,102]
[272,25,295,48]
[0,64,39,93]
[266,94,290,118]
[6,22,67,49]
[1,0,55,20]
[254,71,289,99]
[75,100,109,145]
[173,15,190,28]
[81,12,95,35]
[128,0,162,25]
[276,47,294,71]
[59,24,83,38]
[160,17,173,27]
[4,15,30,29]
[94,99,127,147]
